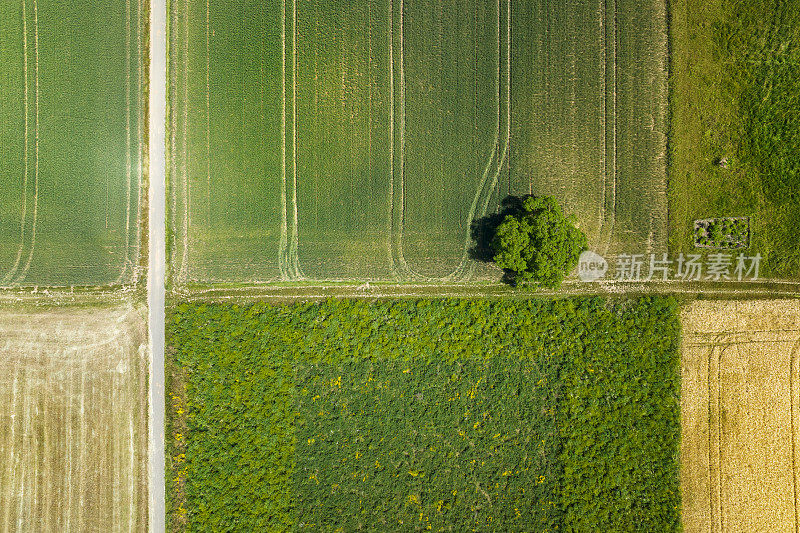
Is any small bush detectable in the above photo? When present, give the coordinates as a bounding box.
[694,217,749,248]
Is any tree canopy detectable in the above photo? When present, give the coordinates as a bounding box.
[491,195,587,288]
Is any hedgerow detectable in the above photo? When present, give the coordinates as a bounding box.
[167,297,680,532]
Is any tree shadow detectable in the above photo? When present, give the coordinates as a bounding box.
[469,194,533,263]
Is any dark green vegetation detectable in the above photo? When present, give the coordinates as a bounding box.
[670,0,800,278]
[294,354,560,531]
[694,217,749,249]
[491,196,587,288]
[0,0,144,286]
[167,297,680,531]
[169,0,668,285]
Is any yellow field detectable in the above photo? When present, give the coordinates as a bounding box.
[682,300,800,532]
[0,302,148,531]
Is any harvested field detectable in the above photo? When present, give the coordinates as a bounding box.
[681,300,800,532]
[169,0,668,285]
[0,0,145,287]
[0,302,149,531]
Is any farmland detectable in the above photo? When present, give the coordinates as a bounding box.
[670,0,800,279]
[681,300,800,532]
[0,0,145,287]
[167,297,681,531]
[0,302,149,531]
[169,0,668,285]
[511,0,668,256]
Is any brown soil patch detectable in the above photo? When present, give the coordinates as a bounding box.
[682,300,800,532]
[0,302,148,531]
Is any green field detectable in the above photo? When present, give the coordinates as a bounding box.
[167,297,681,531]
[670,0,800,279]
[512,0,669,256]
[168,0,669,285]
[0,0,145,287]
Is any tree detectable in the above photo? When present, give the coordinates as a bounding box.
[490,195,587,288]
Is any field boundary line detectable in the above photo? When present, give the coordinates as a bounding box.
[387,0,397,278]
[2,0,30,285]
[113,362,121,529]
[3,0,29,283]
[40,375,50,530]
[595,0,604,238]
[135,0,145,286]
[2,368,19,532]
[125,0,133,281]
[387,0,416,280]
[651,0,669,254]
[17,370,30,530]
[387,0,405,278]
[30,386,39,533]
[279,0,289,280]
[691,329,800,336]
[128,414,136,532]
[289,0,303,279]
[180,0,190,284]
[390,0,441,281]
[393,0,412,279]
[78,347,87,529]
[15,0,39,285]
[598,0,617,255]
[397,0,410,277]
[688,339,797,347]
[117,321,137,531]
[167,0,177,284]
[276,0,305,280]
[707,343,716,533]
[709,339,730,533]
[115,0,134,286]
[205,0,210,227]
[171,278,800,302]
[291,0,298,277]
[597,0,605,241]
[65,360,74,531]
[791,336,800,532]
[367,1,374,276]
[386,0,399,280]
[609,0,617,252]
[204,0,211,231]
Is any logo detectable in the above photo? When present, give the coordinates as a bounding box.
[577,251,761,282]
[578,251,608,281]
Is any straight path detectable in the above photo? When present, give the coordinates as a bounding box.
[148,0,167,529]
[172,279,800,303]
